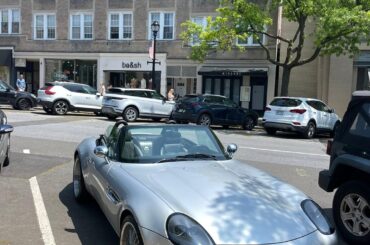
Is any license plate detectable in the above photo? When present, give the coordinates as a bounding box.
[276,110,284,115]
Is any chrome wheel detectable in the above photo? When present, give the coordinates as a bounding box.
[244,117,254,130]
[304,122,316,139]
[54,101,68,115]
[121,222,140,245]
[124,107,138,122]
[340,194,370,237]
[198,114,211,126]
[17,98,31,110]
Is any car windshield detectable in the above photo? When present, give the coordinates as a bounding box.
[270,98,302,107]
[0,80,15,91]
[118,125,228,163]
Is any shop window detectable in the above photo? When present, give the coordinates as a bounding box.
[148,12,175,40]
[108,12,133,40]
[70,13,93,40]
[34,14,56,40]
[0,9,20,34]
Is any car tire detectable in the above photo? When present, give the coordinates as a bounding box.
[53,100,69,115]
[17,98,32,110]
[330,121,340,138]
[3,145,10,167]
[242,116,255,131]
[73,155,89,203]
[333,180,370,245]
[120,215,143,245]
[152,118,162,122]
[43,106,53,114]
[197,113,211,126]
[123,107,138,122]
[303,121,316,139]
[107,115,117,121]
[265,128,276,135]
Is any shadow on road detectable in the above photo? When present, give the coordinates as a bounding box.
[323,208,348,245]
[59,183,118,244]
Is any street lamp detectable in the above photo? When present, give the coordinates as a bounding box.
[150,21,160,91]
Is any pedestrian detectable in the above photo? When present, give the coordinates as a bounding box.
[16,74,26,92]
[140,77,146,89]
[167,88,175,101]
[100,82,106,95]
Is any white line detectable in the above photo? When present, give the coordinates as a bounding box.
[239,146,328,157]
[23,149,30,154]
[29,176,56,245]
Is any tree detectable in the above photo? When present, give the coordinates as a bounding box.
[181,0,370,96]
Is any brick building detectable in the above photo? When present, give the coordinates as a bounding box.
[0,0,278,115]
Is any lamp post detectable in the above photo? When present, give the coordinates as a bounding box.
[150,21,160,91]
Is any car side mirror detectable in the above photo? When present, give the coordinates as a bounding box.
[0,124,13,134]
[94,145,108,158]
[96,92,101,97]
[226,143,238,158]
[328,108,335,113]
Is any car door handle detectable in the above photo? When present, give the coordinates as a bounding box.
[106,187,120,205]
[66,94,72,96]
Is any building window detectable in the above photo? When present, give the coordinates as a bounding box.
[237,33,265,46]
[34,14,56,40]
[70,13,93,40]
[148,12,175,40]
[190,16,208,46]
[0,9,20,34]
[108,12,133,40]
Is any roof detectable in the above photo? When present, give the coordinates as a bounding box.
[109,87,155,92]
[272,96,320,101]
[48,81,86,86]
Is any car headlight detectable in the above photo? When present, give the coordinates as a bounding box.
[301,199,334,235]
[167,213,215,245]
[31,94,36,98]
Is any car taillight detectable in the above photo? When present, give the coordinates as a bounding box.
[326,140,333,155]
[290,109,306,114]
[45,86,55,95]
[265,107,271,111]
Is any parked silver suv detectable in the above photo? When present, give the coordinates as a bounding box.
[102,88,175,122]
[37,81,103,115]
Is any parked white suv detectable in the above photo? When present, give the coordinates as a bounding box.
[37,81,102,115]
[102,88,175,122]
[262,97,340,138]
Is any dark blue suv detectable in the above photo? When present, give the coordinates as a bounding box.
[172,94,259,130]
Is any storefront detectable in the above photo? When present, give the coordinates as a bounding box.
[355,51,370,90]
[99,53,167,95]
[0,48,14,86]
[166,65,198,97]
[198,66,272,116]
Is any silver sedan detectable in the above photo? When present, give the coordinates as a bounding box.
[73,121,337,244]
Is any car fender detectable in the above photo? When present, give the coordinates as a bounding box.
[75,137,97,190]
[327,154,370,190]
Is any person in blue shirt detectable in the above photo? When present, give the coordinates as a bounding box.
[16,74,26,92]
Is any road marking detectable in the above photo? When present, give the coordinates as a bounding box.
[296,168,309,177]
[239,146,328,157]
[29,177,56,245]
[23,149,30,154]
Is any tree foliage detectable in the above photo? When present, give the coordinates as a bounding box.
[181,0,370,95]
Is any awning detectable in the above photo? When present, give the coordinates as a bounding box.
[198,66,268,76]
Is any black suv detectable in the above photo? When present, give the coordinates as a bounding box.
[172,94,259,130]
[0,80,37,110]
[319,91,370,244]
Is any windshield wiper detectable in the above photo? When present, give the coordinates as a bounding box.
[157,153,216,163]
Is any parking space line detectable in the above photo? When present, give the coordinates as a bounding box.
[29,176,56,245]
[239,146,328,157]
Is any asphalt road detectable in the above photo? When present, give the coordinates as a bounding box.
[0,108,345,245]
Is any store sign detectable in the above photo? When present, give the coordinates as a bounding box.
[15,58,26,67]
[122,61,142,69]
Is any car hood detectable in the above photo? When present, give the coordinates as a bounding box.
[122,160,317,244]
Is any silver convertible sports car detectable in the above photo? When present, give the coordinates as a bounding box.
[73,121,337,244]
